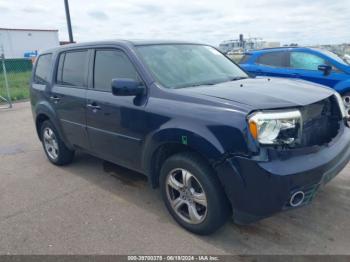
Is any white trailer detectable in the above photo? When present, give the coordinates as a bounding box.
[0,28,59,59]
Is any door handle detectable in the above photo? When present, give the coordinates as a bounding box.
[50,96,61,103]
[87,103,101,111]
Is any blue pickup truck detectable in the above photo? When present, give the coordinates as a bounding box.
[239,47,350,114]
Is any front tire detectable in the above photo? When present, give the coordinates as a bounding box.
[160,152,231,235]
[40,120,74,166]
[342,92,350,116]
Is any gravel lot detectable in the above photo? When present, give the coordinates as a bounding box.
[1,101,350,255]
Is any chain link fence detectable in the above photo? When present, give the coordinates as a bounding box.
[0,54,33,108]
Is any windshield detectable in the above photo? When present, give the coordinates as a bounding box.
[136,44,248,89]
[316,48,350,66]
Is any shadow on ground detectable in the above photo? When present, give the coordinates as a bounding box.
[62,152,350,255]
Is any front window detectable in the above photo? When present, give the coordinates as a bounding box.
[290,52,326,71]
[93,49,139,92]
[136,44,248,89]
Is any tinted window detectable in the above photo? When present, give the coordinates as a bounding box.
[34,54,52,84]
[257,52,285,67]
[290,52,326,70]
[94,50,139,92]
[239,54,251,64]
[57,50,88,86]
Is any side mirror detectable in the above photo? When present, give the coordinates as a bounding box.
[111,78,145,96]
[318,64,332,76]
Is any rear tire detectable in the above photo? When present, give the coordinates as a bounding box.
[160,152,231,235]
[40,120,74,166]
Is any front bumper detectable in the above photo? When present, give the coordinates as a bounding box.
[215,124,350,224]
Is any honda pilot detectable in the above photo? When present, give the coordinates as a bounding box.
[30,40,350,235]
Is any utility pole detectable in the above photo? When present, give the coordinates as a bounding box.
[64,0,74,43]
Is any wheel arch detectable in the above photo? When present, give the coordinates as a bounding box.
[34,102,73,149]
[334,80,350,95]
[35,113,50,140]
[142,127,225,188]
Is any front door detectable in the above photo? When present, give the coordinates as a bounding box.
[86,48,147,170]
[288,51,342,87]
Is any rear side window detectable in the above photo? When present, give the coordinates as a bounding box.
[34,54,52,84]
[93,49,139,92]
[56,50,88,87]
[257,52,285,67]
[239,54,251,64]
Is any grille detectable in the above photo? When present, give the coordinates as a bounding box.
[302,183,320,204]
[299,96,341,147]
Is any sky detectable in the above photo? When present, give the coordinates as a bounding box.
[0,0,349,46]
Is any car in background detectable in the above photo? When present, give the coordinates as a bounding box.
[239,47,350,114]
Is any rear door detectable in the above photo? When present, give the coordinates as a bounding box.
[254,51,289,77]
[86,48,147,170]
[31,53,52,101]
[49,49,90,150]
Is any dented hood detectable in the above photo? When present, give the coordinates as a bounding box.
[178,77,335,110]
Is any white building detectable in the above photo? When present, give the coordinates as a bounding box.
[0,28,59,59]
[219,35,280,53]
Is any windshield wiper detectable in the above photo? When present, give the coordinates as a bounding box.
[175,82,217,88]
[175,77,248,88]
[188,82,217,87]
[228,76,249,81]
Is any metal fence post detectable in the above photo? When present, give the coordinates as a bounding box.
[0,47,12,108]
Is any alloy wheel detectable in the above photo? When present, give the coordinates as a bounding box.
[43,127,59,160]
[165,168,208,224]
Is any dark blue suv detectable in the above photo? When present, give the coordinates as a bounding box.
[30,41,350,234]
[240,47,350,113]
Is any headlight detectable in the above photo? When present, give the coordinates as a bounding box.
[248,110,302,145]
